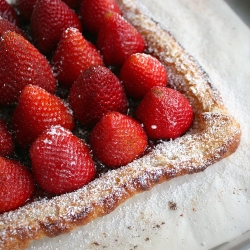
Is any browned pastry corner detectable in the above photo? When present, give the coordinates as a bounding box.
[0,0,241,249]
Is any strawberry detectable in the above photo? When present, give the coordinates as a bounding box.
[15,0,80,20]
[90,112,148,168]
[0,18,27,38]
[15,0,37,21]
[0,31,56,105]
[0,119,14,157]
[30,125,95,194]
[120,53,168,99]
[69,65,128,127]
[12,84,74,148]
[30,0,82,55]
[0,156,34,213]
[52,27,103,88]
[136,86,193,140]
[80,0,121,34]
[97,11,145,66]
[0,0,19,25]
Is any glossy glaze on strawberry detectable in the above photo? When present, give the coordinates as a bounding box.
[30,0,82,55]
[0,156,34,213]
[120,53,168,99]
[136,86,193,140]
[0,0,19,25]
[52,27,103,88]
[12,84,74,148]
[97,11,145,66]
[90,111,148,168]
[30,125,95,194]
[15,0,37,21]
[0,31,56,105]
[69,65,128,127]
[0,18,27,38]
[80,0,121,34]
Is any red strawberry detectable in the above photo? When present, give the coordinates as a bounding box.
[136,86,193,140]
[69,65,128,127]
[0,156,34,213]
[30,125,95,194]
[0,31,56,105]
[12,84,74,148]
[120,53,168,99]
[0,0,19,25]
[30,0,82,55]
[15,0,37,21]
[15,0,80,20]
[0,18,27,38]
[97,12,145,66]
[52,27,103,88]
[0,119,14,157]
[90,111,148,168]
[80,0,121,34]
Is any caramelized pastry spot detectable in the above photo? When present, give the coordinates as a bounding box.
[168,201,178,210]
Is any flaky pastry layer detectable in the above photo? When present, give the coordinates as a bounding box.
[0,0,241,249]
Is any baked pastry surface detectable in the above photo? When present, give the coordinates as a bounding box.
[0,0,241,249]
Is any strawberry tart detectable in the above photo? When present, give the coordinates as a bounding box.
[0,0,249,249]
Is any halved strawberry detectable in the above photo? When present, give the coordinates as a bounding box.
[15,0,37,21]
[30,125,95,194]
[80,0,121,34]
[0,18,27,38]
[0,31,56,105]
[0,156,34,214]
[136,86,193,140]
[52,27,103,88]
[90,112,148,168]
[120,53,168,99]
[97,11,145,66]
[30,0,82,55]
[0,119,14,157]
[12,84,74,148]
[0,0,19,25]
[69,65,128,127]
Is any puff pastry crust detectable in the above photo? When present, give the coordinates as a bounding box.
[0,0,241,249]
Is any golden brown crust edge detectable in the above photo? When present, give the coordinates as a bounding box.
[0,0,241,249]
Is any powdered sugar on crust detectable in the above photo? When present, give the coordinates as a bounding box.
[0,0,241,249]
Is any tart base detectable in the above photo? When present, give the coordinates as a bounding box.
[0,0,243,249]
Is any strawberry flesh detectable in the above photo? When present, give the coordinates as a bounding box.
[0,18,27,38]
[69,65,128,127]
[15,0,37,21]
[0,31,56,105]
[12,84,74,148]
[136,86,193,140]
[30,0,82,55]
[52,27,103,88]
[120,53,168,99]
[90,112,148,168]
[97,11,145,66]
[0,156,34,213]
[80,0,121,34]
[30,125,95,194]
[0,0,19,25]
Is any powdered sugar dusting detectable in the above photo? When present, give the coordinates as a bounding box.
[0,0,245,249]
